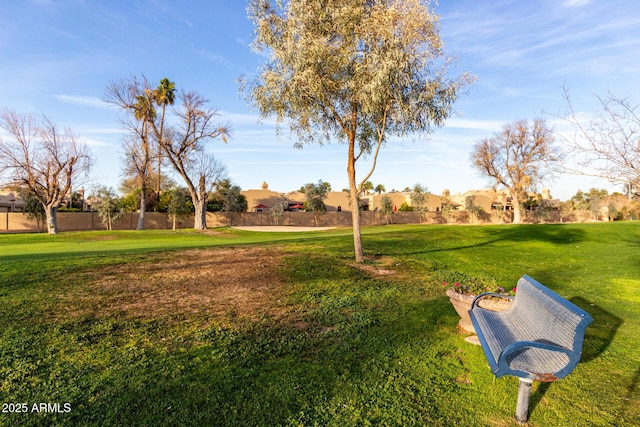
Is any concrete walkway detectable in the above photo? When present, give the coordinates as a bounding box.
[232,226,336,232]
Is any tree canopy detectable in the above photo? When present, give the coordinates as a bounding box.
[0,109,91,234]
[471,118,558,224]
[560,89,640,196]
[91,185,124,231]
[244,0,473,261]
[303,180,330,226]
[105,76,230,230]
[410,183,430,223]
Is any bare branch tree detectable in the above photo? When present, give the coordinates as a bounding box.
[0,109,91,234]
[104,75,159,230]
[105,77,230,230]
[182,151,227,229]
[159,90,230,230]
[471,118,558,223]
[120,124,155,230]
[558,88,640,197]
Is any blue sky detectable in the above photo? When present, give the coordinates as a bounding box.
[1,0,639,200]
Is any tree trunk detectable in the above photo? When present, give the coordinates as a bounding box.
[347,130,364,262]
[45,204,58,234]
[512,192,522,224]
[193,198,207,230]
[137,185,146,230]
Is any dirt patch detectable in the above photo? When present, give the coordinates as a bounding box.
[61,246,288,321]
[351,255,398,276]
[354,263,395,276]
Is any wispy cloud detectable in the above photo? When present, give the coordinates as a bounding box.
[219,110,277,127]
[445,118,505,131]
[80,137,114,148]
[27,0,55,8]
[562,0,593,7]
[190,45,233,69]
[53,95,113,109]
[76,126,123,147]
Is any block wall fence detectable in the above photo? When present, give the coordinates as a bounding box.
[0,209,603,233]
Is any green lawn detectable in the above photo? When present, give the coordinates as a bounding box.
[0,223,638,426]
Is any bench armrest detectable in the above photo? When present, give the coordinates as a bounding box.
[471,292,515,310]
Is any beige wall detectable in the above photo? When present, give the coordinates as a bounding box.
[243,189,291,212]
[243,189,354,213]
[369,192,444,212]
[1,208,613,233]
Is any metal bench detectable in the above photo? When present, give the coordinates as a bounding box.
[469,275,593,424]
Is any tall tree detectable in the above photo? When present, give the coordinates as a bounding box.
[471,118,558,224]
[361,180,374,195]
[559,89,640,198]
[374,183,386,195]
[159,92,230,229]
[244,0,473,262]
[121,130,152,230]
[153,78,176,197]
[0,110,91,234]
[106,76,230,230]
[104,75,159,230]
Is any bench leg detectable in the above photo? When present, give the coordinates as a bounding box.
[515,378,533,424]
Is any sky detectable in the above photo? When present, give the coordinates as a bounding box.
[1,0,640,201]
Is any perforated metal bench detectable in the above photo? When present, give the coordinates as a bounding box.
[469,275,592,424]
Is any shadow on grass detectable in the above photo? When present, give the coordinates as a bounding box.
[528,297,622,417]
[364,223,589,257]
[571,297,622,363]
[625,366,640,415]
[76,297,461,426]
[0,250,473,426]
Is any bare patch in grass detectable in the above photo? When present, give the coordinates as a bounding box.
[351,255,398,276]
[58,246,287,322]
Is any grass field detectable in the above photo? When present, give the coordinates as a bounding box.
[0,223,638,426]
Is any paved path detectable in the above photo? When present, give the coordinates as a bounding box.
[232,226,336,232]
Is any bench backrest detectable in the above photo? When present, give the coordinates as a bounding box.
[511,275,592,352]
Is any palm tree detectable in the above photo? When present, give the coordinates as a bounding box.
[129,93,156,230]
[362,180,374,195]
[374,183,386,195]
[154,78,176,196]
